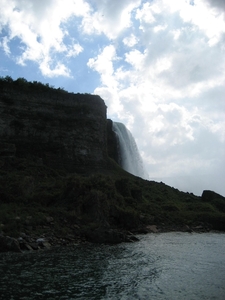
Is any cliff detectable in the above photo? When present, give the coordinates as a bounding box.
[0,77,225,251]
[106,119,120,165]
[0,78,108,173]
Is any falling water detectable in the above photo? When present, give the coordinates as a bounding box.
[113,122,148,179]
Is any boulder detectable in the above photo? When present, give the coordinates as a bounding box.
[125,234,139,242]
[0,235,21,252]
[36,238,45,243]
[23,244,33,251]
[146,225,158,233]
[42,241,51,249]
[85,228,127,244]
[29,242,39,250]
[36,238,51,249]
[45,216,54,223]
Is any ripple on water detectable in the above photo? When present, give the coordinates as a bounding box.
[0,233,225,299]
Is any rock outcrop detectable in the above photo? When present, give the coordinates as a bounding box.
[201,190,225,202]
[0,80,108,173]
[0,235,21,252]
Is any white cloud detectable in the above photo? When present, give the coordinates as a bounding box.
[87,45,124,115]
[163,0,225,46]
[135,2,156,24]
[0,0,89,76]
[88,45,117,86]
[125,49,146,70]
[82,0,141,38]
[0,36,10,55]
[153,24,167,32]
[123,34,138,47]
[40,58,71,78]
[66,43,83,58]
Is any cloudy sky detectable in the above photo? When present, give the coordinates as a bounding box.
[1,0,225,196]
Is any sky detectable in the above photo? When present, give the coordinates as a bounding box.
[0,0,225,196]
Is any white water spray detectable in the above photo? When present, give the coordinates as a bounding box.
[113,122,148,179]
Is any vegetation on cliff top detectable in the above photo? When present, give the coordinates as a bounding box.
[0,75,68,94]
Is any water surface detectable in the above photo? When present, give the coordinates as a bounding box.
[0,232,224,299]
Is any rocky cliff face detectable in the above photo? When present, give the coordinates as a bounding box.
[106,119,120,165]
[0,81,108,173]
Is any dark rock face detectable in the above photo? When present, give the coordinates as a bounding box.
[0,142,16,157]
[0,235,21,252]
[84,227,139,244]
[0,85,108,173]
[202,190,225,202]
[107,119,120,164]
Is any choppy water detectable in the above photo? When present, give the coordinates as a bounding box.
[0,232,225,300]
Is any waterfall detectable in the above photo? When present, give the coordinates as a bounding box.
[113,122,148,179]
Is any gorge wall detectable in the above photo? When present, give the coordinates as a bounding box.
[0,79,110,173]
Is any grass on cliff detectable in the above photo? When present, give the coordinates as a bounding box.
[0,157,225,238]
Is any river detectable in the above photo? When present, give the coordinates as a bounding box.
[0,232,225,299]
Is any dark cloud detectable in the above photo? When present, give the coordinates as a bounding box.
[204,0,225,11]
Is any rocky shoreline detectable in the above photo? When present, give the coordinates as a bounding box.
[0,222,220,253]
